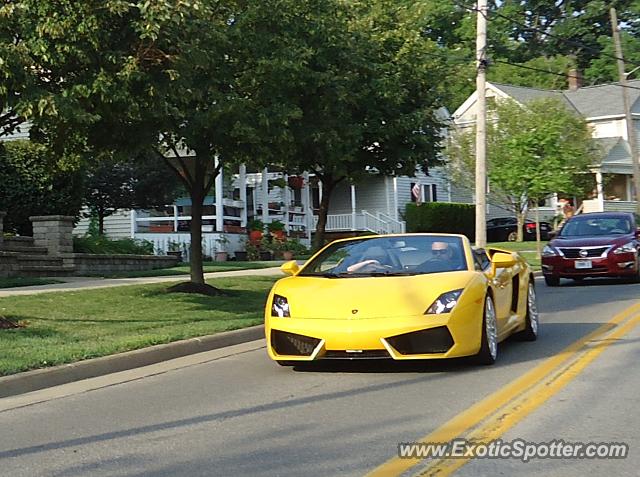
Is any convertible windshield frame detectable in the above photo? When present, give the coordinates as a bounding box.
[298,235,469,278]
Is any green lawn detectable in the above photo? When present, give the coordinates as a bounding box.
[82,260,284,278]
[0,277,62,289]
[488,241,544,270]
[0,275,278,376]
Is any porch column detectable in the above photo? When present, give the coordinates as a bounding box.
[302,172,311,239]
[129,209,137,238]
[385,177,391,216]
[351,184,357,231]
[595,170,605,208]
[393,177,399,221]
[262,167,269,224]
[283,174,290,233]
[239,164,247,228]
[215,156,224,232]
[172,205,179,233]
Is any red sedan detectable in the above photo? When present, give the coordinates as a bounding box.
[541,212,640,286]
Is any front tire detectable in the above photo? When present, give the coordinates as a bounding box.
[514,281,539,341]
[475,294,498,365]
[544,275,560,287]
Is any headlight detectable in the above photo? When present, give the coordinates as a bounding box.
[614,241,636,254]
[541,245,558,257]
[425,289,463,315]
[271,294,290,317]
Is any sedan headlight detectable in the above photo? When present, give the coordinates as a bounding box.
[614,241,636,254]
[271,294,291,317]
[425,289,463,315]
[541,245,558,257]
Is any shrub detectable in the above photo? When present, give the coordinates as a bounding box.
[73,235,154,255]
[405,202,475,241]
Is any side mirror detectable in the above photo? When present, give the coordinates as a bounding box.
[548,230,558,239]
[491,252,517,269]
[280,260,300,276]
[636,228,640,239]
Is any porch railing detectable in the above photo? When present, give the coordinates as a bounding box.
[603,200,636,213]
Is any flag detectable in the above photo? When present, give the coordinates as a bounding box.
[411,183,422,205]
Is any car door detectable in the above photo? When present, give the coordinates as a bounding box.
[486,249,514,331]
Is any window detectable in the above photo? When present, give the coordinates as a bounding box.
[410,183,438,203]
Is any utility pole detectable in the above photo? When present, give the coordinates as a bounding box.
[475,0,488,247]
[610,7,640,214]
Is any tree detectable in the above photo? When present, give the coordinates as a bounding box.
[240,0,449,250]
[0,140,83,235]
[84,152,180,235]
[448,98,599,241]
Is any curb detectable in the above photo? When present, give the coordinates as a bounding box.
[0,325,265,399]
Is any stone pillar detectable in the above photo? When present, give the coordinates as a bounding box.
[0,211,6,249]
[30,216,75,256]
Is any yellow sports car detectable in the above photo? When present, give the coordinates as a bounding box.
[265,233,538,366]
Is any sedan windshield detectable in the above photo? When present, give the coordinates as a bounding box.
[299,236,468,277]
[560,217,632,237]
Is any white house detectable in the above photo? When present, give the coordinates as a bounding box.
[451,78,640,218]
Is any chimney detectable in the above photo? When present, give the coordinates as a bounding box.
[568,68,582,91]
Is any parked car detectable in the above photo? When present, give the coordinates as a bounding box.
[541,212,640,286]
[266,233,538,366]
[487,217,551,242]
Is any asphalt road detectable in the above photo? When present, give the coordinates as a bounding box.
[1,277,640,477]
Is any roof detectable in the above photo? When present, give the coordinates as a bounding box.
[563,80,640,117]
[460,80,640,119]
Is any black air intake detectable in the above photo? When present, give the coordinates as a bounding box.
[386,326,454,354]
[271,330,321,356]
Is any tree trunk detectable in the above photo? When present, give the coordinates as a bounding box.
[312,179,336,251]
[98,210,105,235]
[189,170,206,284]
[535,203,542,260]
[515,210,526,242]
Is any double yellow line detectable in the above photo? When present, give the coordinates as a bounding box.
[367,302,640,477]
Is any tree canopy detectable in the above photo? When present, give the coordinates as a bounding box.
[448,97,599,240]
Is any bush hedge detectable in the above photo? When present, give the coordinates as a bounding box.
[405,202,475,240]
[73,235,154,255]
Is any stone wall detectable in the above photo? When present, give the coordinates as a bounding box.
[63,254,179,275]
[30,215,74,256]
[0,252,19,279]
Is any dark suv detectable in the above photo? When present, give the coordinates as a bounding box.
[541,212,640,286]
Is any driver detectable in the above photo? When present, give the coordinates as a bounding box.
[416,241,457,272]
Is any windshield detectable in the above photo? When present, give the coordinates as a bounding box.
[299,236,468,277]
[560,216,632,237]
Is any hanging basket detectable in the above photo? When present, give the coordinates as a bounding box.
[288,175,304,190]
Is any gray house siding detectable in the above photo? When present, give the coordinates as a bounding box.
[74,211,132,238]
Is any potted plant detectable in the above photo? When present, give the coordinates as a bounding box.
[248,218,264,245]
[259,236,274,261]
[234,237,249,261]
[167,241,183,261]
[281,238,309,261]
[288,175,304,190]
[214,235,230,261]
[270,177,287,189]
[268,220,286,240]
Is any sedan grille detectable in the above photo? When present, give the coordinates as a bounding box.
[559,247,609,258]
[385,326,454,355]
[271,330,320,356]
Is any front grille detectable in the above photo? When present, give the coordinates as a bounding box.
[559,247,609,258]
[385,326,454,355]
[271,330,321,356]
[323,350,390,359]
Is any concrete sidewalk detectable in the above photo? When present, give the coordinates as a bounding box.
[0,267,283,297]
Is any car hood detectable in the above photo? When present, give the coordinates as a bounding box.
[550,234,633,248]
[273,271,476,319]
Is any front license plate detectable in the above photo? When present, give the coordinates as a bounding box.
[575,260,592,269]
